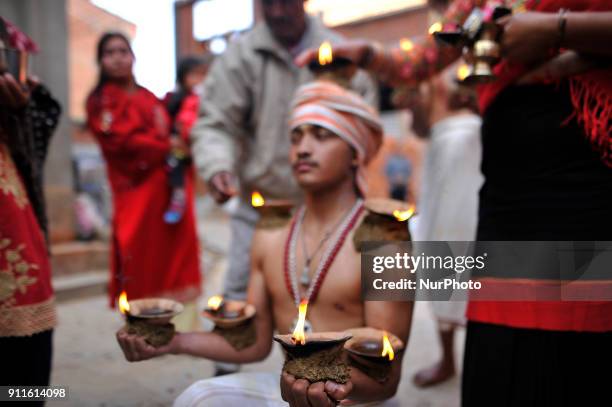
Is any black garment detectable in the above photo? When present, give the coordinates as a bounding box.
[477,82,612,242]
[462,322,612,407]
[165,89,188,121]
[167,141,187,189]
[0,329,53,407]
[1,85,61,242]
[164,91,190,189]
[464,82,612,407]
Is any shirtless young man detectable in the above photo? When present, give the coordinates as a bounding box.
[116,81,413,406]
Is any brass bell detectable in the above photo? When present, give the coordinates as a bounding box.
[463,36,501,84]
[434,6,510,85]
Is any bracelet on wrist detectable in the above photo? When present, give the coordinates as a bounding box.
[556,8,568,52]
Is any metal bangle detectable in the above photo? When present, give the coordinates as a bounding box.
[557,8,568,51]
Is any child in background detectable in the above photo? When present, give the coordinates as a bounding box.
[163,56,209,224]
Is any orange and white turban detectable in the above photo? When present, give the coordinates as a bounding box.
[289,80,383,196]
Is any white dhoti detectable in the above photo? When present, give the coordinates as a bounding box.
[174,373,284,407]
[414,114,483,327]
[174,373,400,407]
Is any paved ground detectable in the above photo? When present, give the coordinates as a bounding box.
[48,197,464,407]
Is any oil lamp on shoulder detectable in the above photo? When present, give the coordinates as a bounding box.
[118,291,183,348]
[353,198,415,250]
[344,328,404,383]
[308,41,357,87]
[203,295,257,350]
[274,301,352,383]
[433,6,512,84]
[251,191,294,230]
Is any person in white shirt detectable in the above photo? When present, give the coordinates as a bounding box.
[409,63,483,387]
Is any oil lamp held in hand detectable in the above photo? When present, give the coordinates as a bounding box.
[434,6,512,84]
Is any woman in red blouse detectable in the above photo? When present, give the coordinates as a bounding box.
[86,33,201,327]
[0,17,58,398]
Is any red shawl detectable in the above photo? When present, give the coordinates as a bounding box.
[478,0,612,166]
[0,144,56,336]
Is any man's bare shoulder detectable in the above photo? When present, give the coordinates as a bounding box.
[251,224,291,261]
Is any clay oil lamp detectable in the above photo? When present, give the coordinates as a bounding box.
[118,291,183,348]
[274,301,352,383]
[202,295,257,350]
[308,41,357,88]
[251,191,294,230]
[353,198,415,250]
[345,328,404,383]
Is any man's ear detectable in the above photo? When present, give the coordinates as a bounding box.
[351,147,359,167]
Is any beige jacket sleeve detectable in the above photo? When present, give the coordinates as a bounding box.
[190,43,253,183]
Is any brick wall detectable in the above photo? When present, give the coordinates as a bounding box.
[333,6,430,45]
[67,0,136,123]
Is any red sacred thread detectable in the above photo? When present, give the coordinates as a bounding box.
[284,204,365,305]
[284,214,300,302]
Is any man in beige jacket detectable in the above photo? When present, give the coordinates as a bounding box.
[191,0,377,349]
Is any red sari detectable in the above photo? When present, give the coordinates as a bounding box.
[0,143,56,336]
[86,83,201,307]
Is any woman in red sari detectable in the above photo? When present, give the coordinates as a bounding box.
[86,33,201,327]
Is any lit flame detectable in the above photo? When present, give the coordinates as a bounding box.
[207,295,224,311]
[118,291,130,314]
[252,191,265,207]
[393,205,415,222]
[318,41,333,65]
[381,331,395,361]
[399,38,414,52]
[428,22,443,35]
[291,300,309,345]
[457,64,470,81]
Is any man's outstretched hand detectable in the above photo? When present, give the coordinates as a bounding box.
[207,171,238,204]
[280,371,354,407]
[116,328,177,362]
